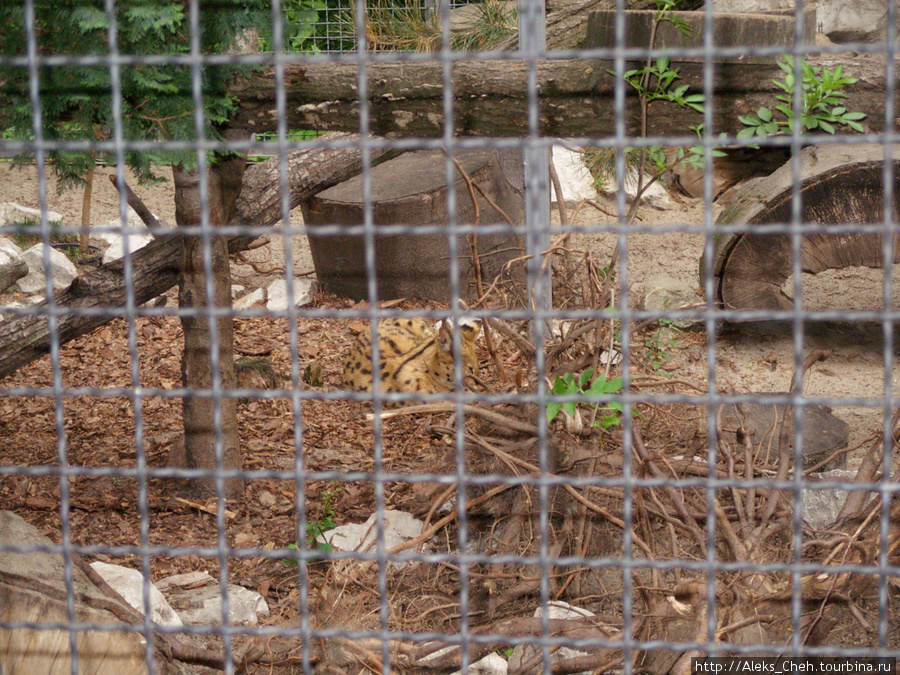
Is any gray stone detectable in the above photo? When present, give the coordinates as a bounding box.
[155,570,269,626]
[265,278,317,311]
[16,244,78,293]
[712,0,891,44]
[550,146,597,206]
[509,602,595,675]
[817,0,889,43]
[802,470,857,531]
[89,561,183,628]
[0,202,62,227]
[717,398,849,471]
[639,275,703,327]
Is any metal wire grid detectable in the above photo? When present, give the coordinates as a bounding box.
[276,0,479,53]
[0,0,898,673]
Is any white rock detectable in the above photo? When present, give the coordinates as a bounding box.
[95,206,153,240]
[317,510,426,556]
[509,602,595,675]
[599,169,675,210]
[101,233,154,264]
[16,244,78,293]
[802,470,857,531]
[234,288,266,310]
[265,278,318,311]
[451,653,509,675]
[0,202,62,226]
[176,583,269,626]
[535,600,595,621]
[550,146,597,205]
[231,284,245,299]
[0,237,24,262]
[420,647,508,675]
[155,570,269,626]
[90,561,183,627]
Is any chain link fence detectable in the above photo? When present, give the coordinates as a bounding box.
[0,0,898,674]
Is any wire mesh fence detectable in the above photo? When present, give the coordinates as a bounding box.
[0,0,898,674]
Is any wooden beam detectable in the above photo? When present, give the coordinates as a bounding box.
[228,53,896,138]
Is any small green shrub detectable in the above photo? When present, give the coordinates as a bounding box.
[546,368,624,430]
[738,56,866,139]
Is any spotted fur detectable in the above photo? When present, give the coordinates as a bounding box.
[342,318,480,396]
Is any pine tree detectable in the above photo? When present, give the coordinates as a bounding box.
[1,0,273,499]
[0,0,269,187]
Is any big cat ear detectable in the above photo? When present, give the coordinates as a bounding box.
[436,320,451,352]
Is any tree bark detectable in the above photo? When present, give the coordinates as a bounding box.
[227,53,895,138]
[173,149,248,500]
[0,135,398,382]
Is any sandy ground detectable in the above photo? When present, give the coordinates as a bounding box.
[2,160,897,461]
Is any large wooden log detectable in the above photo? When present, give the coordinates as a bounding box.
[711,143,900,312]
[227,53,895,138]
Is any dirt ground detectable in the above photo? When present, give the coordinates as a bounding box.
[0,160,897,670]
[3,160,895,452]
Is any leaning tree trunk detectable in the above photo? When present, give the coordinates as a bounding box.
[173,154,246,500]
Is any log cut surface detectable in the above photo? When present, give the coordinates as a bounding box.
[712,143,900,312]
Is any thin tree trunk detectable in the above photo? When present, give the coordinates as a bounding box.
[173,154,246,499]
[81,162,94,254]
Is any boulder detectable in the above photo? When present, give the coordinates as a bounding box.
[712,0,891,44]
[509,602,596,675]
[89,562,183,628]
[550,146,597,206]
[265,278,317,311]
[639,274,704,327]
[154,571,269,627]
[16,244,78,294]
[0,202,62,227]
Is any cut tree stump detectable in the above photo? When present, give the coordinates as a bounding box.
[709,144,900,312]
[302,148,526,303]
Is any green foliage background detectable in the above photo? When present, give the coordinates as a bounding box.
[0,0,271,188]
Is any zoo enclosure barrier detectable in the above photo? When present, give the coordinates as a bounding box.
[0,0,898,674]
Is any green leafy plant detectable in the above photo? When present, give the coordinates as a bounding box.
[259,0,327,53]
[737,55,866,139]
[546,368,624,430]
[0,1,270,185]
[642,319,679,373]
[602,0,725,225]
[283,487,343,564]
[623,56,706,115]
